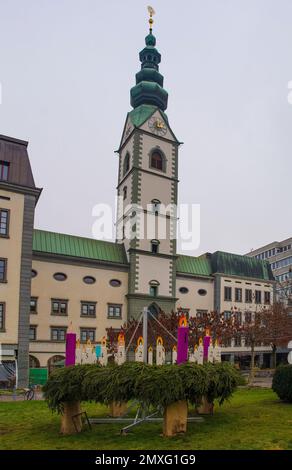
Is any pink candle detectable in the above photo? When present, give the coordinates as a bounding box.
[177,315,189,364]
[65,333,76,366]
[203,330,211,362]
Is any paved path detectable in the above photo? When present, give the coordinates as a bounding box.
[0,391,44,402]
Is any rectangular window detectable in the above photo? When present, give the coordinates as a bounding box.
[224,286,232,301]
[80,328,96,343]
[81,302,96,317]
[108,304,122,319]
[29,326,37,341]
[51,299,68,316]
[149,285,158,297]
[30,297,38,314]
[245,312,252,323]
[264,291,271,305]
[224,311,231,321]
[0,161,10,181]
[51,327,67,341]
[245,289,252,303]
[255,290,262,304]
[234,335,242,347]
[235,311,242,324]
[0,303,5,330]
[0,258,7,282]
[235,288,242,302]
[196,309,207,318]
[0,209,9,237]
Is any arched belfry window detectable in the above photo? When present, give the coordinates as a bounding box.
[149,149,166,172]
[123,152,130,176]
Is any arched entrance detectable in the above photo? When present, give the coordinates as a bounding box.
[148,303,161,317]
[47,355,65,374]
[29,355,40,368]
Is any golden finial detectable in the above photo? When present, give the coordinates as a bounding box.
[147,6,155,32]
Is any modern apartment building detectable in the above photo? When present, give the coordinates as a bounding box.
[246,238,292,305]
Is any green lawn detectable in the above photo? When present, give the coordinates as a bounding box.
[0,388,292,450]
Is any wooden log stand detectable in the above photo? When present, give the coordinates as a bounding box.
[163,400,188,437]
[60,401,82,435]
[109,401,128,418]
[197,397,214,415]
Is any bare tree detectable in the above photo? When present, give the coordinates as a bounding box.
[260,302,292,368]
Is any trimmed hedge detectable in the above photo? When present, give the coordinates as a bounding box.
[272,365,292,403]
[44,362,239,413]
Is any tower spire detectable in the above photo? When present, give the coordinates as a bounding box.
[130,7,168,111]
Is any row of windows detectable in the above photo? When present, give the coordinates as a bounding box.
[276,271,292,283]
[255,244,292,260]
[29,326,98,343]
[224,287,271,304]
[0,161,10,181]
[31,270,122,287]
[271,256,292,270]
[30,298,122,319]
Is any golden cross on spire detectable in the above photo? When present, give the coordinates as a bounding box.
[147,5,155,32]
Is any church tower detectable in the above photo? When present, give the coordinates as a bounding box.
[116,9,180,318]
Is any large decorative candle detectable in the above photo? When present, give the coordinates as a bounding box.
[65,332,76,366]
[177,315,189,364]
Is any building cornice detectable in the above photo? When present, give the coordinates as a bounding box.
[213,272,276,284]
[126,293,178,302]
[117,166,179,189]
[32,251,129,272]
[128,248,178,260]
[0,182,42,203]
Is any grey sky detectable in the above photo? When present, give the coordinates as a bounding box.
[0,0,291,256]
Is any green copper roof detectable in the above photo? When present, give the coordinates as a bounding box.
[177,252,274,281]
[129,104,168,128]
[176,255,212,277]
[33,230,128,265]
[211,251,274,281]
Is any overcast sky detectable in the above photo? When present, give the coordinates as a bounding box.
[0,0,291,256]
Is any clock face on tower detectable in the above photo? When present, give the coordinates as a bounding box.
[148,117,167,136]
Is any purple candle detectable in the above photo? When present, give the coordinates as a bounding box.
[177,315,189,364]
[65,332,76,366]
[203,330,211,362]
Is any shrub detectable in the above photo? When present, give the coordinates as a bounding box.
[272,365,292,403]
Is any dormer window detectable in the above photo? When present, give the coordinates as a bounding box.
[0,161,9,181]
